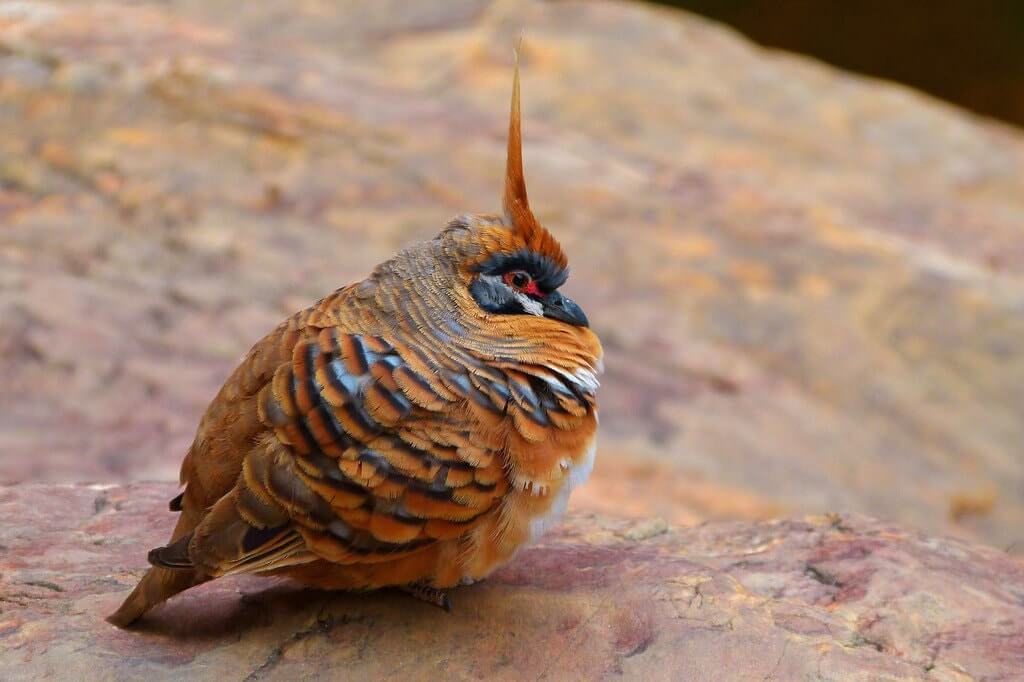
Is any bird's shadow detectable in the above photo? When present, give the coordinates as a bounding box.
[102,541,636,650]
[110,576,470,644]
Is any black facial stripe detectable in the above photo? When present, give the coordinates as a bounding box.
[473,250,568,292]
[470,277,525,314]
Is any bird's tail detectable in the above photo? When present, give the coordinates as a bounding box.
[105,565,204,628]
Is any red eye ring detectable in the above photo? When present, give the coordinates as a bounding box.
[504,270,540,296]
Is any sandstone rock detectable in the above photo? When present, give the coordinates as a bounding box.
[2,483,1023,680]
[1,0,1023,548]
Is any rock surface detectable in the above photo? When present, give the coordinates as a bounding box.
[1,0,1023,547]
[2,484,1024,680]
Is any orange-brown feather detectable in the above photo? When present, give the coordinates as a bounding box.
[108,50,602,627]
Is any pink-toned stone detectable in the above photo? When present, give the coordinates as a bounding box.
[3,3,1022,675]
[1,0,1023,550]
[2,483,1022,680]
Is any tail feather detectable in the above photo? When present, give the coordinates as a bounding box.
[106,566,204,628]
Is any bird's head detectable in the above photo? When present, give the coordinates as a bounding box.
[442,50,588,331]
[364,47,599,371]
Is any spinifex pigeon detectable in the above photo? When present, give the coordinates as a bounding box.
[108,51,602,627]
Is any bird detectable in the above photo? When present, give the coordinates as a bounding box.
[107,49,602,627]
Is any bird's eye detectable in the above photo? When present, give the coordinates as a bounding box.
[506,271,532,290]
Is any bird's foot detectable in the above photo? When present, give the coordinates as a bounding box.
[400,582,452,612]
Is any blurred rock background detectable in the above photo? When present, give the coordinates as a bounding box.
[665,0,1024,129]
[1,0,1022,548]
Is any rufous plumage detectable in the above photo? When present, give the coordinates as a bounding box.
[108,48,602,627]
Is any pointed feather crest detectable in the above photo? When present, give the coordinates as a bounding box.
[503,43,567,269]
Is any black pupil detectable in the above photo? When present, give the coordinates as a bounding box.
[512,272,530,288]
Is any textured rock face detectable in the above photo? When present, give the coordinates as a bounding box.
[1,1,1023,547]
[2,483,1023,680]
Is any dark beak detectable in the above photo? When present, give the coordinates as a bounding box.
[542,291,589,328]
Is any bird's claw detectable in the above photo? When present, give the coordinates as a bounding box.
[400,582,452,612]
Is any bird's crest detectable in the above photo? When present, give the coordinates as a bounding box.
[503,43,568,269]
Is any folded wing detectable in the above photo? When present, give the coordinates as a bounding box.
[151,325,512,577]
